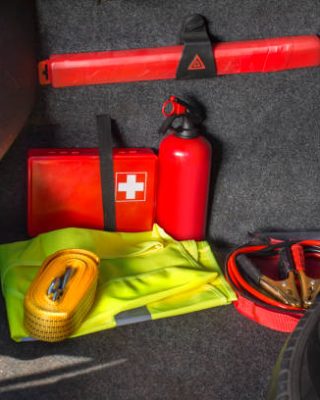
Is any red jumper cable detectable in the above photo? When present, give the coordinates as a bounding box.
[227,240,320,311]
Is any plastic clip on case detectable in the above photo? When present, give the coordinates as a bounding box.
[28,148,157,236]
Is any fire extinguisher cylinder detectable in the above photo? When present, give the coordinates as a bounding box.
[156,97,212,241]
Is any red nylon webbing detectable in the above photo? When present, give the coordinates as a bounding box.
[234,295,302,333]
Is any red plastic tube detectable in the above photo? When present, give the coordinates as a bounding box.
[39,35,320,88]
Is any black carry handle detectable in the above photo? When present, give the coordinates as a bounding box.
[237,254,262,286]
[97,115,116,231]
[278,246,294,280]
[176,14,216,80]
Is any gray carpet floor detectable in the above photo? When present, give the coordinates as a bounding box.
[0,0,319,398]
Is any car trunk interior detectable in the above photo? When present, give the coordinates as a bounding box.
[0,1,319,399]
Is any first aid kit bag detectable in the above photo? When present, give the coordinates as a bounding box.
[28,148,157,236]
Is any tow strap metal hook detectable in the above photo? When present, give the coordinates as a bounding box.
[47,267,73,302]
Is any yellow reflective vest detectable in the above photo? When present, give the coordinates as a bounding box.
[0,225,236,342]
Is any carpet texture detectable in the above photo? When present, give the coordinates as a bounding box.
[0,0,319,398]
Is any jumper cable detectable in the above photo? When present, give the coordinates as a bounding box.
[227,240,320,311]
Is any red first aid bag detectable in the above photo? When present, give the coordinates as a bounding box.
[28,148,157,236]
[28,116,158,236]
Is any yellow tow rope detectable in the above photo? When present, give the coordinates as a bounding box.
[24,249,99,342]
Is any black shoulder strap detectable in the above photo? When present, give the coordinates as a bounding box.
[176,14,216,80]
[97,115,116,231]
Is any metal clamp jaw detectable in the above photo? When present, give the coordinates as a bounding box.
[291,244,320,308]
[237,253,301,308]
[259,272,301,308]
[298,270,320,308]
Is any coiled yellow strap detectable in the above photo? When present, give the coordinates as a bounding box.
[24,249,99,342]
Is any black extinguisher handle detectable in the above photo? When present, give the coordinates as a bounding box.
[159,95,205,135]
[158,114,180,135]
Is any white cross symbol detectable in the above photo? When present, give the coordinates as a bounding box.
[118,174,145,200]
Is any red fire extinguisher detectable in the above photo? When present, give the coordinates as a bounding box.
[156,96,212,241]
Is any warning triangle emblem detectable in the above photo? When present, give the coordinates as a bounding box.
[188,54,206,71]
